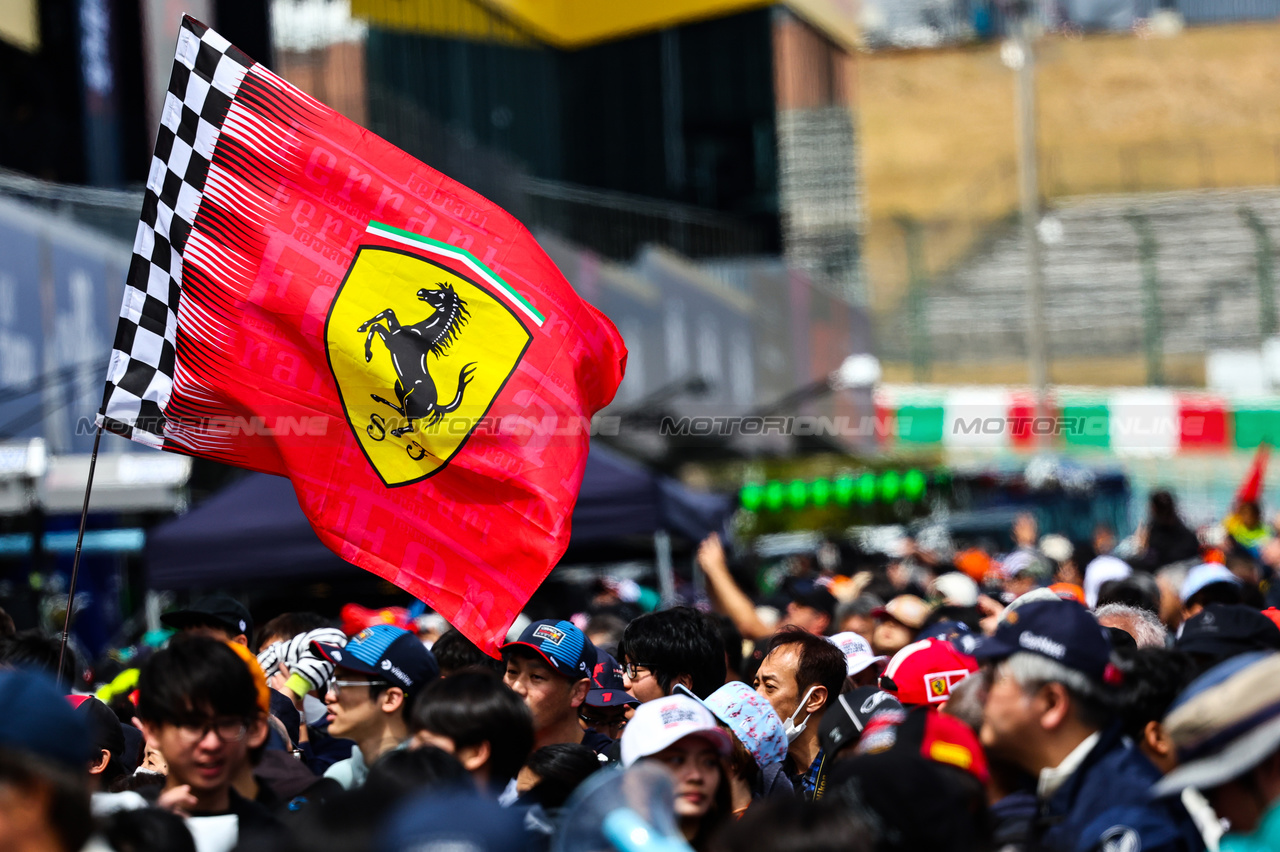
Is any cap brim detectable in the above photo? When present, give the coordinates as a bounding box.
[690,727,733,757]
[501,641,577,679]
[1153,715,1280,797]
[962,634,1018,662]
[847,655,888,676]
[311,641,380,678]
[1174,636,1249,659]
[586,688,639,707]
[872,607,927,630]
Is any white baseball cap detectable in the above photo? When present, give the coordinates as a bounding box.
[1180,563,1242,603]
[828,632,889,676]
[933,572,979,608]
[619,695,732,768]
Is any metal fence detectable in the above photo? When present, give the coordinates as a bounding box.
[874,187,1280,385]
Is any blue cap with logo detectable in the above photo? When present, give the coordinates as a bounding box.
[502,618,595,680]
[960,600,1114,682]
[312,624,439,695]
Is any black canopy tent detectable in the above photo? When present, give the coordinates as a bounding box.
[146,441,731,591]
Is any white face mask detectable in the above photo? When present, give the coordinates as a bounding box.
[782,686,818,744]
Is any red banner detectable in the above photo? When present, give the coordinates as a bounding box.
[98,18,626,653]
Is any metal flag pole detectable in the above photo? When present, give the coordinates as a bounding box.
[56,421,104,688]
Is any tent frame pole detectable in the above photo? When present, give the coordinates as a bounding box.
[654,530,675,607]
[57,422,103,688]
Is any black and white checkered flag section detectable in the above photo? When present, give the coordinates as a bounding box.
[96,18,252,447]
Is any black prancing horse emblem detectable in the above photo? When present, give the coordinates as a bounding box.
[357,283,477,437]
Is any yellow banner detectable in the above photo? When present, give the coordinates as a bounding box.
[350,0,858,51]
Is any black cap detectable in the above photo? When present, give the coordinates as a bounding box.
[71,696,125,779]
[790,583,837,621]
[1104,626,1137,652]
[161,594,254,641]
[1175,604,1280,662]
[819,686,904,757]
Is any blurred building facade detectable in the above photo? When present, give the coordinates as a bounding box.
[268,0,875,458]
[0,0,271,187]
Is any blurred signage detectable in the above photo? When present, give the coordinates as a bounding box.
[0,197,131,454]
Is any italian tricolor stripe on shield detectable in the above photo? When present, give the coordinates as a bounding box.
[97,17,627,653]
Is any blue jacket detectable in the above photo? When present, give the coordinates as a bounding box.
[1035,724,1205,852]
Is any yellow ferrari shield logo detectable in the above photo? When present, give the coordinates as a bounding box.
[326,242,532,486]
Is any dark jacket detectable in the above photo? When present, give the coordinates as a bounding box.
[754,761,794,799]
[1133,524,1200,572]
[1034,725,1204,852]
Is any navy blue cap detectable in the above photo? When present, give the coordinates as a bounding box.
[917,620,973,643]
[0,669,90,771]
[502,619,595,680]
[381,790,533,852]
[963,600,1113,682]
[313,624,439,695]
[1175,604,1280,660]
[586,650,639,708]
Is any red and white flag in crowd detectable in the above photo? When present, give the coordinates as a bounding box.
[97,17,626,654]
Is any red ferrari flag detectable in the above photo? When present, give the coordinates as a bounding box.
[97,18,626,654]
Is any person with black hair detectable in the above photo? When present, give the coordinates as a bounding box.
[100,806,197,852]
[71,696,127,792]
[618,607,726,702]
[514,743,601,810]
[431,629,503,677]
[1114,648,1199,776]
[710,614,744,684]
[753,628,847,801]
[1132,490,1202,572]
[363,745,468,802]
[408,669,534,795]
[0,629,80,688]
[1095,574,1162,616]
[254,612,333,651]
[135,635,278,848]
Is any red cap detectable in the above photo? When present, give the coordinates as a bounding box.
[855,705,989,785]
[919,709,989,785]
[878,638,978,706]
